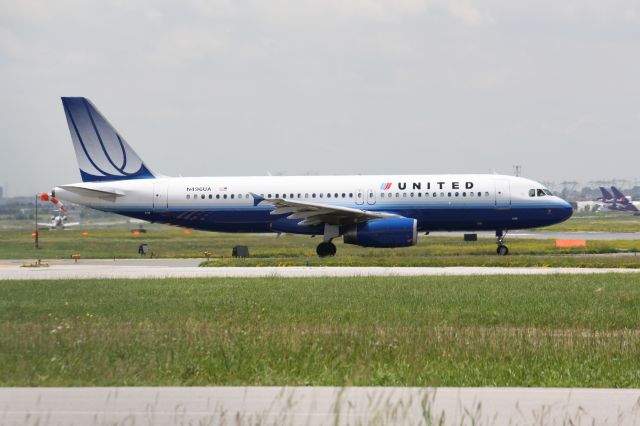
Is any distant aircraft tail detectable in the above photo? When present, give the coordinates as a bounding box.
[598,187,613,201]
[61,97,155,182]
[610,186,630,205]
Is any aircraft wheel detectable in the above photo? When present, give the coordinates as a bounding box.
[496,245,509,256]
[316,242,337,258]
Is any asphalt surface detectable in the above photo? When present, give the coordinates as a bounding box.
[2,387,639,425]
[0,259,639,280]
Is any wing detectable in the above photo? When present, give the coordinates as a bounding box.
[63,222,80,227]
[252,193,399,226]
[37,223,53,228]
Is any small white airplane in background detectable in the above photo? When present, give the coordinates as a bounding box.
[45,97,573,256]
[37,208,79,230]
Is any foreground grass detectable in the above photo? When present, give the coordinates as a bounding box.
[1,275,640,387]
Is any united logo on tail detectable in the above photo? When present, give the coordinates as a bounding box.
[62,97,155,182]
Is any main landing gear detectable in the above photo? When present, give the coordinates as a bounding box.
[316,241,337,257]
[496,229,509,256]
[316,224,340,258]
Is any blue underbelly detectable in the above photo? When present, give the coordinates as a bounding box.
[113,205,571,233]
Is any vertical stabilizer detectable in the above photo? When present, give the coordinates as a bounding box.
[62,97,155,182]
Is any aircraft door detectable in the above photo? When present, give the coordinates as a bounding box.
[153,182,169,211]
[355,189,364,205]
[494,179,511,209]
[366,189,376,205]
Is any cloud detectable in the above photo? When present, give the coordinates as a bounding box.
[447,0,491,26]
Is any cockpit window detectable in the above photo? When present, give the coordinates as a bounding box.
[543,189,553,196]
[537,189,545,196]
[529,189,535,197]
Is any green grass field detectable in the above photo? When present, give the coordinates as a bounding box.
[544,212,640,232]
[3,227,640,265]
[1,274,640,387]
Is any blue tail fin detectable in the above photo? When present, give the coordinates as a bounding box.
[599,187,613,201]
[611,186,630,205]
[62,97,155,182]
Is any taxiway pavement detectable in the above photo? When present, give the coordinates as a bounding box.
[1,386,639,425]
[0,259,638,280]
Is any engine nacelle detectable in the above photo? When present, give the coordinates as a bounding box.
[343,217,418,248]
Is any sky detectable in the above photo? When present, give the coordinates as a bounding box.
[1,0,640,196]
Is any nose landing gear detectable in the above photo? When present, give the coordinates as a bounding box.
[496,230,509,256]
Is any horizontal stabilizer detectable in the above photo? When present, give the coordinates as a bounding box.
[58,184,125,201]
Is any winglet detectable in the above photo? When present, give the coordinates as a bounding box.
[251,192,265,207]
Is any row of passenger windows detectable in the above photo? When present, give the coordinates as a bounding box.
[186,193,250,200]
[186,191,491,200]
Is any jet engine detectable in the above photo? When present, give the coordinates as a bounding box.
[343,217,417,248]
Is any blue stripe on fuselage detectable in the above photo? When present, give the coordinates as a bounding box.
[104,204,572,233]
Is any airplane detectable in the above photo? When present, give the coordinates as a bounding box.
[610,186,640,214]
[597,187,615,204]
[595,186,640,214]
[46,97,573,257]
[37,207,80,230]
[36,194,79,230]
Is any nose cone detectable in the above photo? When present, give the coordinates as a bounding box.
[556,198,574,223]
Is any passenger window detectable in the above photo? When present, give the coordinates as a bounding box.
[485,192,490,197]
[470,192,474,197]
[349,193,353,198]
[223,194,227,199]
[305,193,309,198]
[433,192,437,197]
[231,194,234,199]
[238,194,242,199]
[268,194,272,198]
[209,194,212,199]
[319,193,323,198]
[477,192,481,197]
[403,193,407,198]
[312,193,316,198]
[410,192,414,197]
[447,192,451,197]
[440,192,445,197]
[216,194,220,199]
[297,193,301,198]
[529,189,536,197]
[342,193,346,198]
[418,192,422,197]
[200,194,204,199]
[462,192,466,197]
[290,193,294,198]
[186,194,190,199]
[327,193,331,198]
[455,192,459,197]
[396,193,400,198]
